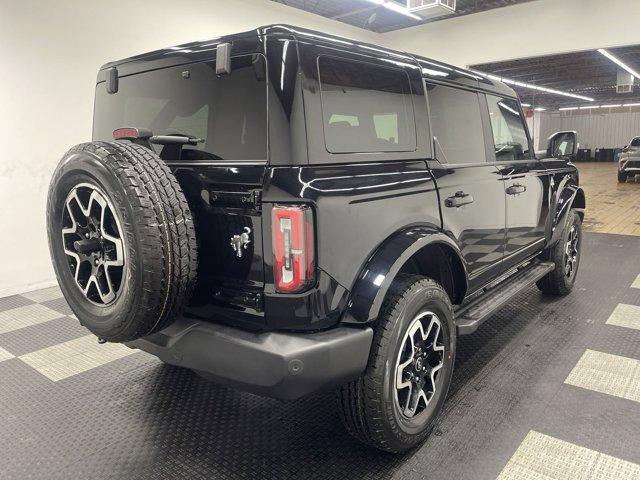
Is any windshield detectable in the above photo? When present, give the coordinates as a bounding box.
[93,54,267,161]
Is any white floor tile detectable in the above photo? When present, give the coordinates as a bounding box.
[21,285,63,302]
[0,304,63,334]
[565,349,640,404]
[498,430,640,480]
[606,303,640,330]
[0,346,15,363]
[19,334,137,381]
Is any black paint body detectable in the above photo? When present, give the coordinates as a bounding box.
[94,25,585,334]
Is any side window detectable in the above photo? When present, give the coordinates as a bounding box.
[485,95,530,161]
[425,82,486,165]
[630,137,640,147]
[318,56,416,153]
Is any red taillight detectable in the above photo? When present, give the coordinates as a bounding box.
[113,127,140,140]
[113,127,152,140]
[271,205,315,293]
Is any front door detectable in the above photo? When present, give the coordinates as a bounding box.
[484,95,550,268]
[425,82,507,292]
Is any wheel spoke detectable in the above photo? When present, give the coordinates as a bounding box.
[394,311,445,419]
[61,183,125,306]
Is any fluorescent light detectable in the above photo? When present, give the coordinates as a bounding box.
[559,107,579,111]
[365,0,422,20]
[600,104,622,108]
[580,105,597,109]
[623,103,640,107]
[422,67,449,77]
[470,69,594,102]
[521,103,531,107]
[534,107,546,111]
[598,48,640,79]
[498,101,520,116]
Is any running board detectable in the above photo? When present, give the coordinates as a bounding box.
[455,261,555,335]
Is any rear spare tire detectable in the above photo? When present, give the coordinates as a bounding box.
[46,141,197,342]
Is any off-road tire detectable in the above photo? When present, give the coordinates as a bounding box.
[337,275,456,453]
[536,209,582,295]
[618,170,627,183]
[46,141,197,342]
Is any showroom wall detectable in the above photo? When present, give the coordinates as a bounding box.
[382,0,640,67]
[0,0,377,296]
[2,0,640,295]
[538,110,640,151]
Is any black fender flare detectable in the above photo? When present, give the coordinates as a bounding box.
[341,225,467,325]
[547,182,585,246]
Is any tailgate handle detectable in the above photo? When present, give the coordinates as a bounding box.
[445,191,474,208]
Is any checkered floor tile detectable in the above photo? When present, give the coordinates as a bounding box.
[0,232,639,480]
[0,285,140,382]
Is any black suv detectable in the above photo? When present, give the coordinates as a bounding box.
[46,25,585,452]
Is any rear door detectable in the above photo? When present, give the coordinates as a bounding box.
[483,94,550,268]
[424,82,507,292]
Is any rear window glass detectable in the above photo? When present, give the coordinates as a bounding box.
[93,54,267,161]
[318,56,416,154]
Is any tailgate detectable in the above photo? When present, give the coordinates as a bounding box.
[172,163,266,322]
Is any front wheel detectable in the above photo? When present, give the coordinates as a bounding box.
[618,170,627,183]
[536,210,582,295]
[337,275,456,452]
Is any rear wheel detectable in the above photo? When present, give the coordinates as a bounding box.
[536,210,582,295]
[337,275,455,452]
[47,141,197,342]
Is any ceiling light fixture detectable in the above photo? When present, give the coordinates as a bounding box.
[469,70,594,102]
[623,102,640,107]
[534,107,546,111]
[598,48,640,79]
[600,104,622,108]
[365,0,422,20]
[521,103,531,107]
[559,107,579,111]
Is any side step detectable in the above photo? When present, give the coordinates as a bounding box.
[455,261,555,335]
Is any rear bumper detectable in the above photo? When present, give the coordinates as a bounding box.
[126,318,373,400]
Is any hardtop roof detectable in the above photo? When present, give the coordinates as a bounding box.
[99,24,515,98]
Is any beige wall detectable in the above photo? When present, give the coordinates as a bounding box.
[382,0,640,67]
[0,0,377,296]
[2,0,640,295]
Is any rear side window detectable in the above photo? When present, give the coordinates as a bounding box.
[631,137,640,147]
[485,95,530,161]
[318,56,416,154]
[93,54,267,161]
[425,82,486,165]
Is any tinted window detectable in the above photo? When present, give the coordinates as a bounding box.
[486,96,530,161]
[93,55,267,161]
[425,83,486,165]
[318,56,416,153]
[630,137,640,147]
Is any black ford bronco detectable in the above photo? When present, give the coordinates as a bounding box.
[47,25,585,452]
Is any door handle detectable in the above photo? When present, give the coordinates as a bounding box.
[445,191,474,208]
[506,184,527,195]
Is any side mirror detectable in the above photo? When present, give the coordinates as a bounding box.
[547,131,577,160]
